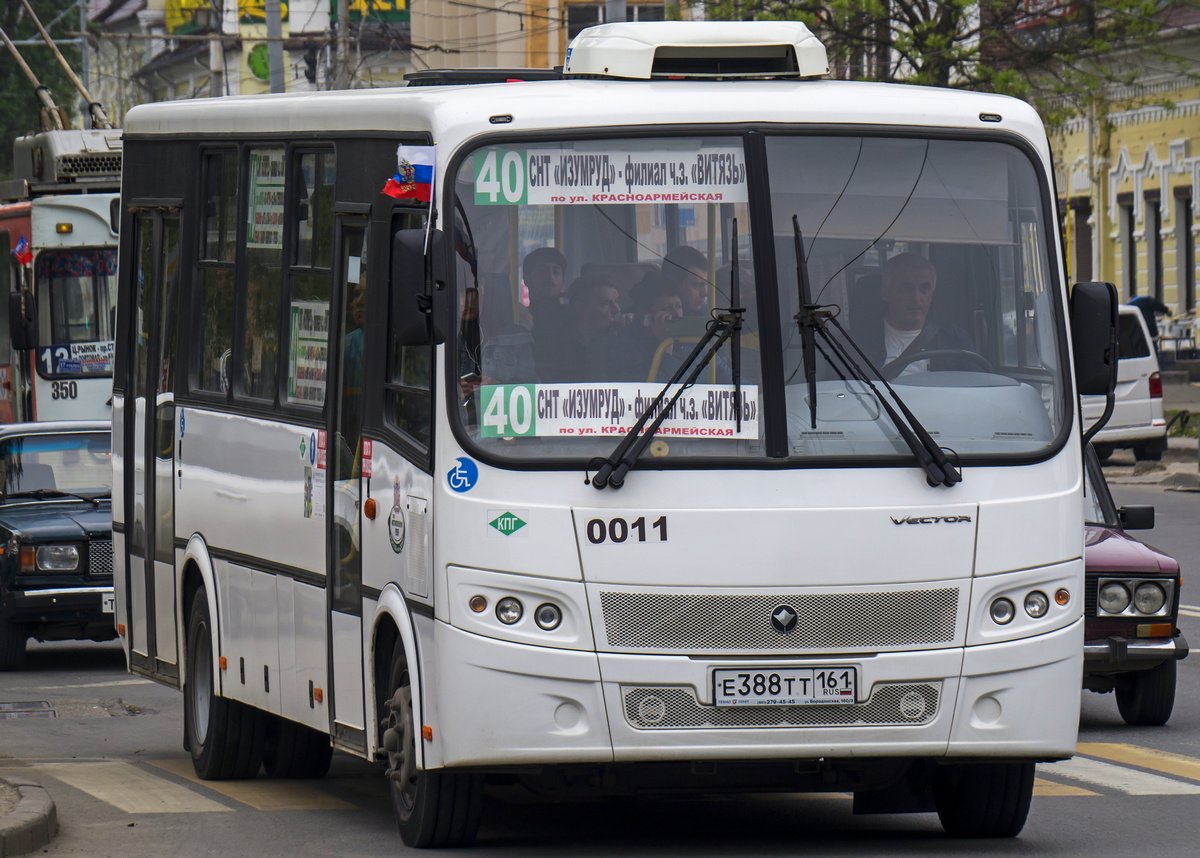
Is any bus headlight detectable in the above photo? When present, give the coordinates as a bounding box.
[1024,591,1049,619]
[495,597,523,625]
[989,598,1015,625]
[1133,582,1166,615]
[533,603,562,631]
[1098,582,1131,615]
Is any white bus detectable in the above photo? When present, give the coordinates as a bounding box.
[113,22,1117,848]
[1,129,121,422]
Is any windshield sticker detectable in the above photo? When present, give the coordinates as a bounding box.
[478,383,759,440]
[473,146,748,206]
[447,456,479,493]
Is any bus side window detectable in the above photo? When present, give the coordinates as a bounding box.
[241,147,285,400]
[285,150,334,408]
[195,149,238,394]
[386,213,432,450]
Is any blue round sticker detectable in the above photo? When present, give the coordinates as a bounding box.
[447,457,478,493]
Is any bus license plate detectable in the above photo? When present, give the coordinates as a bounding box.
[713,667,857,707]
[101,593,115,614]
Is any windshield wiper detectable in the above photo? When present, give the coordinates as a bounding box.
[591,285,745,490]
[5,488,108,506]
[792,216,819,429]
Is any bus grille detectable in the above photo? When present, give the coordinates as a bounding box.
[599,588,959,652]
[88,539,114,579]
[622,683,940,729]
[56,153,122,179]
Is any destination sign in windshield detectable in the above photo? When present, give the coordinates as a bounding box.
[473,144,749,206]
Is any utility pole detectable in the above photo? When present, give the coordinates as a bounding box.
[266,0,285,93]
[336,0,350,89]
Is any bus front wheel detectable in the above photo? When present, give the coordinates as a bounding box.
[933,761,1034,838]
[184,588,267,779]
[381,640,482,848]
[0,618,28,670]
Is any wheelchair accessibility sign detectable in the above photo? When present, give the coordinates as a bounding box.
[447,457,478,493]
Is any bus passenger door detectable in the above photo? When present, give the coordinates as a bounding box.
[328,217,368,751]
[124,209,181,683]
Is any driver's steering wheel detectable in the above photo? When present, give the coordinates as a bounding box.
[883,348,993,380]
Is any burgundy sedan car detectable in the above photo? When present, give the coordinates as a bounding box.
[1083,445,1188,725]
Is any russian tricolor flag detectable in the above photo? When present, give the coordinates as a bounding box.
[12,235,32,266]
[382,145,435,203]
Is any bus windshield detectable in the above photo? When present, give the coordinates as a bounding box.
[36,248,117,346]
[451,133,1066,464]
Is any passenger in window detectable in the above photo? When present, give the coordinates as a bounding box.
[861,252,974,378]
[521,247,571,380]
[662,245,710,318]
[610,271,684,380]
[549,274,626,382]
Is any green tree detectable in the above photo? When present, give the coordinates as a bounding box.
[1,0,79,179]
[699,1,1196,125]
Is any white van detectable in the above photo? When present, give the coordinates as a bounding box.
[1084,304,1167,460]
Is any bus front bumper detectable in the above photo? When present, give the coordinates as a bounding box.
[430,619,1082,769]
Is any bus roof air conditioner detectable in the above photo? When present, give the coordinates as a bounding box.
[563,21,829,81]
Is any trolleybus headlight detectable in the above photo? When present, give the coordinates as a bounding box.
[989,598,1015,625]
[34,544,80,572]
[496,597,523,625]
[1024,591,1049,619]
[1133,582,1167,615]
[1098,582,1131,615]
[533,603,562,631]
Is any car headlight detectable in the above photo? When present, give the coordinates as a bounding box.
[1097,582,1131,614]
[1133,582,1167,615]
[34,544,80,572]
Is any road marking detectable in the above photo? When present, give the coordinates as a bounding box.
[1179,608,1200,619]
[6,679,153,691]
[1180,604,1200,612]
[1033,777,1097,797]
[32,762,232,813]
[1078,742,1200,783]
[149,758,355,811]
[1041,757,1200,795]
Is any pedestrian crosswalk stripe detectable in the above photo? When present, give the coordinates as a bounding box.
[32,762,232,814]
[1040,757,1200,796]
[1077,742,1200,783]
[149,758,355,811]
[1033,777,1096,797]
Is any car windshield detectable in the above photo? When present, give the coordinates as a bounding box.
[449,133,1066,465]
[1083,446,1118,527]
[0,432,111,498]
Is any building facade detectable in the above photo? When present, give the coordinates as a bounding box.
[1051,12,1200,319]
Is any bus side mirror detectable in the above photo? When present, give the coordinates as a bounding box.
[1071,281,1118,396]
[9,291,37,351]
[391,228,447,347]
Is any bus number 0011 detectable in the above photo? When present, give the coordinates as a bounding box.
[51,380,79,400]
[586,516,667,545]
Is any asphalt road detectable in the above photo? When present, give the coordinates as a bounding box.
[2,485,1198,856]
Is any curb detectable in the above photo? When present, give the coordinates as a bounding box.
[0,777,57,858]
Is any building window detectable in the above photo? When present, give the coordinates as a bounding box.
[1147,196,1162,303]
[567,3,666,40]
[1120,201,1136,299]
[1070,199,1092,282]
[1177,190,1195,314]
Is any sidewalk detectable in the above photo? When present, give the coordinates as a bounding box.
[1101,436,1199,489]
[0,776,57,857]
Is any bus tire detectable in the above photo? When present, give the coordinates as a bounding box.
[0,618,28,670]
[263,716,333,778]
[184,588,266,780]
[933,761,1034,838]
[1116,660,1176,726]
[381,640,482,848]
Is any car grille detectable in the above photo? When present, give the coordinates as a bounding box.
[598,588,960,653]
[622,683,941,729]
[1085,578,1097,616]
[89,539,113,579]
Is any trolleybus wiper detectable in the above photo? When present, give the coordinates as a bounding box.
[590,281,745,491]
